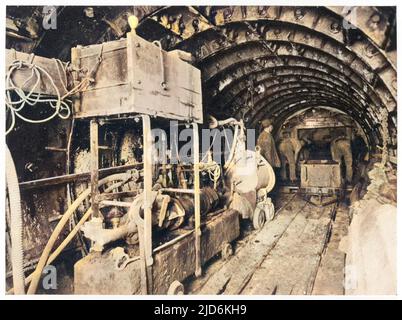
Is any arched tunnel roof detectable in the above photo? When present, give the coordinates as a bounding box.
[6,5,397,151]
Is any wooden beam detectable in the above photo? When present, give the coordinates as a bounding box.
[90,120,100,219]
[142,115,154,293]
[19,163,142,191]
[193,122,202,277]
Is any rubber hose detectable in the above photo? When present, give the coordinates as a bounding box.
[224,124,239,170]
[6,145,25,294]
[27,172,131,294]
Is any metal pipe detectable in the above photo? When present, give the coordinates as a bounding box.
[19,163,142,191]
[100,200,132,208]
[160,188,195,194]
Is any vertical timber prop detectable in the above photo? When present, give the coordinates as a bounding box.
[142,115,154,293]
[193,123,202,277]
[90,120,100,219]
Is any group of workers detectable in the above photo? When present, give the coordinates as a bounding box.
[256,119,368,185]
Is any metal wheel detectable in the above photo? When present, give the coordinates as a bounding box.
[221,242,233,261]
[252,207,266,230]
[167,280,184,295]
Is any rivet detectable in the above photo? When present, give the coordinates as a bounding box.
[330,22,341,33]
[294,8,304,20]
[371,14,381,24]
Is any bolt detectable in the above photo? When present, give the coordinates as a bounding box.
[192,19,199,33]
[294,8,304,20]
[273,29,281,36]
[258,6,267,16]
[84,7,94,18]
[331,22,341,33]
[371,14,381,24]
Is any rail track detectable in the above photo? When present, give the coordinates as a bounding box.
[189,193,342,295]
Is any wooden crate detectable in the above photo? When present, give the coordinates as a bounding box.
[71,31,203,122]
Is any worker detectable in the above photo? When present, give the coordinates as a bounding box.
[330,137,353,183]
[278,137,305,182]
[352,128,368,164]
[256,119,281,168]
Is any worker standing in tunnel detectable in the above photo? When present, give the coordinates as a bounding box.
[330,136,353,184]
[278,136,305,183]
[256,119,281,169]
[352,128,368,164]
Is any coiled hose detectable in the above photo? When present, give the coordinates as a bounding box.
[6,145,25,294]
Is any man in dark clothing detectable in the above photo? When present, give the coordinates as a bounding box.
[352,130,368,164]
[257,119,281,168]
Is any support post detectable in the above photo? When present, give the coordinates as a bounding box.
[90,119,100,219]
[193,123,202,277]
[142,115,154,293]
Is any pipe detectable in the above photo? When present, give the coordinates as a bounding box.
[208,116,241,169]
[224,124,240,170]
[81,221,137,250]
[209,116,242,128]
[6,145,25,294]
[26,172,131,294]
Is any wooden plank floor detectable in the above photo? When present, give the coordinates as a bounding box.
[312,204,349,295]
[190,194,343,295]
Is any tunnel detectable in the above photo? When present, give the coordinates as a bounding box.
[5,6,397,295]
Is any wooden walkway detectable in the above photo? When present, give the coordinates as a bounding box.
[188,193,345,295]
